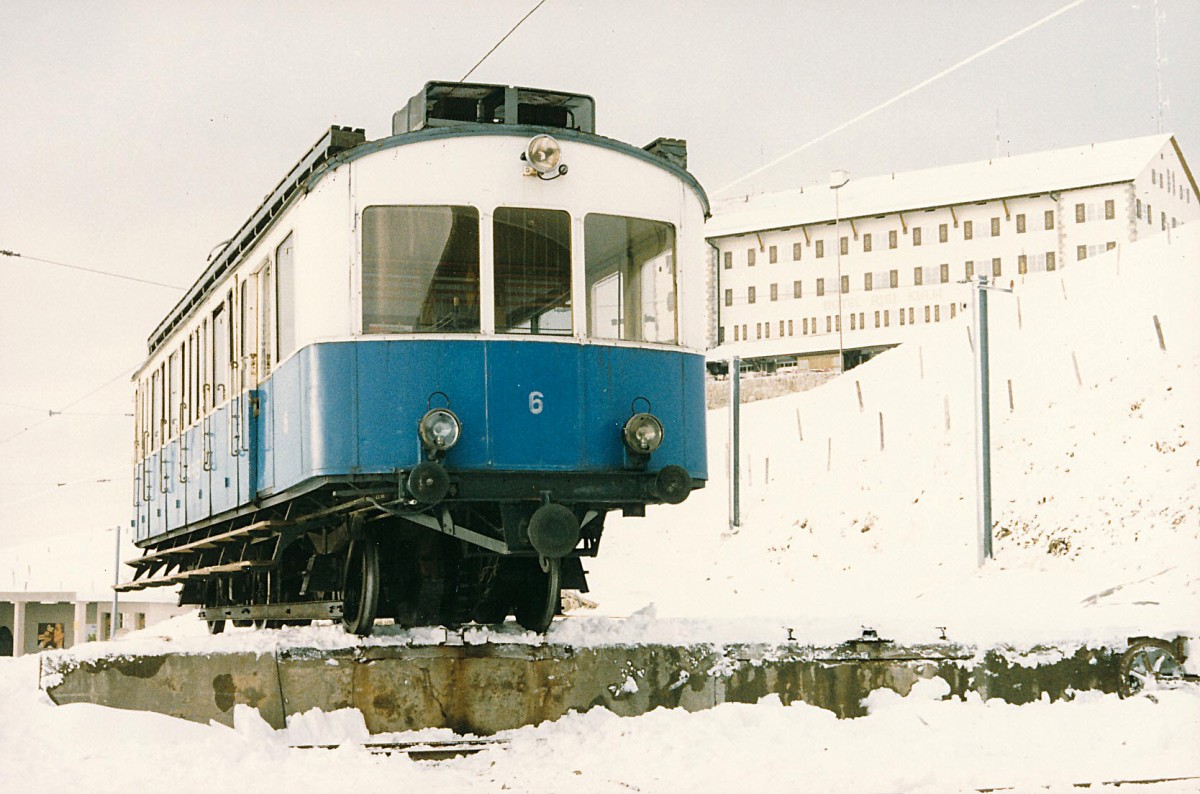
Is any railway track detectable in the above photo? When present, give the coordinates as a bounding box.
[291,737,507,761]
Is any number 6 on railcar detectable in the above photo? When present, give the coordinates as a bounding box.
[119,82,709,635]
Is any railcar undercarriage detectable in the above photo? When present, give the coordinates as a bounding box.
[120,469,696,635]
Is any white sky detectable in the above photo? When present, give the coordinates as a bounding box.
[0,0,1197,546]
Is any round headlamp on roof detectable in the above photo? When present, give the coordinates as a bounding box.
[622,412,664,454]
[418,408,461,454]
[524,134,563,174]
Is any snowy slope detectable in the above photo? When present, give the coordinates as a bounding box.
[590,226,1200,648]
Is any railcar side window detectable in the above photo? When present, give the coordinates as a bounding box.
[276,233,296,360]
[212,303,230,405]
[362,205,481,334]
[584,214,677,344]
[493,207,571,335]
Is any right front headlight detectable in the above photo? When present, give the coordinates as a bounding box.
[622,413,664,454]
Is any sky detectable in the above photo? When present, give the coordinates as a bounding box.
[1,0,1198,547]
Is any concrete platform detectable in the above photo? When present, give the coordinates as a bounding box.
[40,635,1126,735]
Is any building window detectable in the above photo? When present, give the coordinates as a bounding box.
[889,269,898,288]
[924,305,931,323]
[1146,203,1152,224]
[1075,203,1085,223]
[770,283,778,301]
[950,303,956,319]
[1018,254,1027,275]
[992,257,1001,277]
[769,245,777,264]
[1077,245,1086,261]
[913,267,923,286]
[963,220,973,240]
[747,248,756,266]
[1016,213,1026,233]
[899,309,906,326]
[840,275,849,294]
[991,217,1000,236]
[779,320,784,336]
[788,319,793,336]
[732,325,737,342]
[884,309,890,327]
[874,310,880,328]
[1044,210,1055,230]
[793,242,802,261]
[850,313,857,330]
[803,318,809,335]
[724,289,732,306]
[1104,199,1115,220]
[793,280,802,298]
[723,251,732,269]
[816,278,825,296]
[1106,241,1116,251]
[826,316,832,333]
[939,263,949,283]
[815,240,825,258]
[863,233,872,252]
[965,260,974,280]
[912,226,922,246]
[835,315,841,332]
[939,223,948,243]
[909,307,915,324]
[888,229,898,249]
[748,286,756,304]
[742,324,747,339]
[840,236,849,255]
[1136,199,1143,219]
[858,311,864,329]
[756,322,762,339]
[1046,251,1056,272]
[864,272,873,291]
[765,322,770,338]
[934,305,941,322]
[1161,211,1167,231]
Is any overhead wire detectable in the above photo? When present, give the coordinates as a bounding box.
[0,366,135,447]
[0,249,187,290]
[459,0,548,83]
[713,0,1091,196]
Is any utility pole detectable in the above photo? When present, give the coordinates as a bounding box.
[729,356,741,529]
[971,276,1010,566]
[111,524,121,638]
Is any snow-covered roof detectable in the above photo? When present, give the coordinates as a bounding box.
[706,134,1175,240]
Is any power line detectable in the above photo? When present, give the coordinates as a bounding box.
[0,249,186,290]
[0,367,135,447]
[460,0,548,83]
[713,0,1090,196]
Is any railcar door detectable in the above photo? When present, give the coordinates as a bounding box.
[235,274,259,503]
[164,347,186,531]
[209,297,238,515]
[185,328,210,525]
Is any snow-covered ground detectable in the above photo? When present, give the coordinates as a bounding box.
[1,228,1197,791]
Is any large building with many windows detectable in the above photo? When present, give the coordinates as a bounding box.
[706,134,1198,370]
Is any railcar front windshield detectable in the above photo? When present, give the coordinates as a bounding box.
[362,205,481,333]
[493,207,572,335]
[584,214,677,344]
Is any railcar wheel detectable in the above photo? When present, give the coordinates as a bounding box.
[1119,638,1184,698]
[342,537,380,637]
[207,618,226,635]
[514,556,561,634]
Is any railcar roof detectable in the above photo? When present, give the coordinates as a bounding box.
[145,123,709,363]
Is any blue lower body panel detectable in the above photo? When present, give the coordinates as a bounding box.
[134,338,706,542]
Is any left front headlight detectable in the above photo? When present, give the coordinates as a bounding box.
[622,413,664,454]
[419,408,461,453]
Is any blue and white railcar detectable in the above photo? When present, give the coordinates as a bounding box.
[120,83,709,634]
